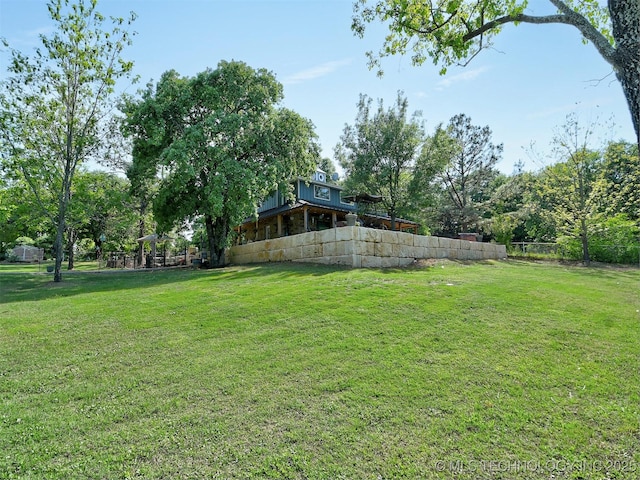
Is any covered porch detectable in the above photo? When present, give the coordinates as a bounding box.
[236,201,355,244]
[235,201,419,245]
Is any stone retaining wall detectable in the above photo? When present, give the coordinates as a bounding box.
[228,226,506,268]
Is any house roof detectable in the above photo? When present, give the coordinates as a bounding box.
[341,193,383,203]
[360,212,419,226]
[137,233,173,243]
[297,177,344,190]
[245,199,355,223]
[12,245,41,251]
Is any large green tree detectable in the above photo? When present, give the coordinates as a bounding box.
[534,115,602,264]
[434,113,502,235]
[123,158,158,267]
[0,176,60,260]
[123,61,319,267]
[0,180,35,257]
[593,141,640,220]
[352,0,640,147]
[403,123,454,232]
[65,170,136,269]
[119,107,159,266]
[485,168,540,244]
[336,92,435,230]
[0,0,136,281]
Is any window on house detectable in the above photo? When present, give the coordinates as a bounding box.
[314,185,330,201]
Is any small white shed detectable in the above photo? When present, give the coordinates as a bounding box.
[11,245,44,262]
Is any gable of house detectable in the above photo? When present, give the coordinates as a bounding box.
[257,170,354,216]
[236,168,419,243]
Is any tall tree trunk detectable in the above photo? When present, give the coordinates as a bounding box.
[205,214,228,268]
[53,110,76,282]
[580,217,590,266]
[66,228,77,271]
[53,221,65,282]
[609,0,640,148]
[137,220,145,267]
[136,198,148,267]
[615,59,640,149]
[53,183,71,282]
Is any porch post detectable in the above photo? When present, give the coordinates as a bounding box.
[303,207,309,231]
[277,214,283,237]
[332,212,337,228]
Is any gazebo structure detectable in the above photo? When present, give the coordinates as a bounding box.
[137,233,173,268]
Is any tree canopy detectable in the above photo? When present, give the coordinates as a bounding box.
[65,170,135,269]
[594,141,640,221]
[0,0,136,281]
[336,92,436,230]
[352,0,640,147]
[433,113,502,235]
[122,61,319,267]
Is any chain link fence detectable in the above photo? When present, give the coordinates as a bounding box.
[510,242,640,266]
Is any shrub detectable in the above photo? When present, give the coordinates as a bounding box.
[558,215,639,264]
[13,236,35,247]
[589,215,639,264]
[556,236,584,261]
[489,214,517,252]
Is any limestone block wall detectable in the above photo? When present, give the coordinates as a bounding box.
[228,226,507,268]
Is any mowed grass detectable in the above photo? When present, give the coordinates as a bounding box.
[0,261,106,273]
[1,260,638,479]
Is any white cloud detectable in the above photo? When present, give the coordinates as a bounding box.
[435,66,489,90]
[283,59,352,85]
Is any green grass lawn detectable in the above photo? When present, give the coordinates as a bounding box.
[1,260,638,479]
[0,260,107,273]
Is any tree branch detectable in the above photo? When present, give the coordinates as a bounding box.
[461,13,567,41]
[460,5,617,69]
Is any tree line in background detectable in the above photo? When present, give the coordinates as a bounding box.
[1,0,639,282]
[335,94,639,265]
[2,88,638,268]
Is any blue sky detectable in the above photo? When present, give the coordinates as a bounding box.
[1,0,635,174]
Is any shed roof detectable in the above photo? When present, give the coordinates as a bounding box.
[137,233,173,243]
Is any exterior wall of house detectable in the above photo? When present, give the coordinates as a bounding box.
[257,180,355,216]
[258,190,284,212]
[228,226,507,268]
[297,180,356,211]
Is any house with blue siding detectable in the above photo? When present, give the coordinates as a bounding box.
[236,169,419,243]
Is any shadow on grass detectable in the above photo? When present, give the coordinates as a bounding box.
[377,258,504,275]
[4,258,635,305]
[376,257,640,287]
[0,262,343,304]
[503,257,640,281]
